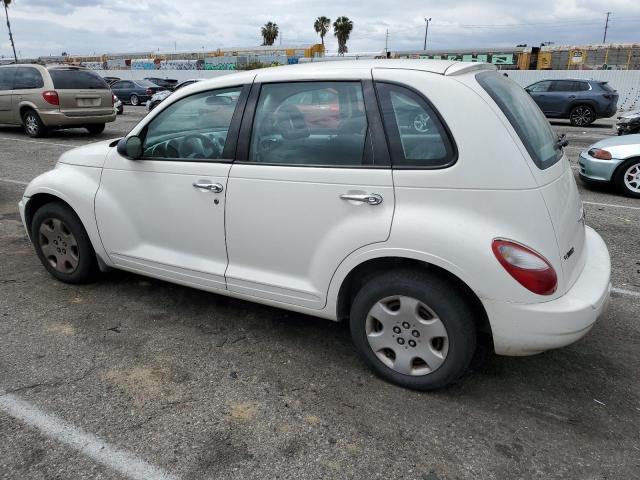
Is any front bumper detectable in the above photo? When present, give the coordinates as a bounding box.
[483,226,611,356]
[578,151,623,182]
[38,110,117,127]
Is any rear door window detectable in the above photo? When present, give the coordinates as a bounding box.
[572,81,590,91]
[49,69,108,89]
[376,83,456,168]
[476,71,562,170]
[549,80,575,92]
[0,68,16,90]
[13,67,44,89]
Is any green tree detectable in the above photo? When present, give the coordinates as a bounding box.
[313,16,330,50]
[2,0,17,62]
[333,16,353,55]
[261,21,279,46]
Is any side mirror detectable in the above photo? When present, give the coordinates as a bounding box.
[117,136,142,159]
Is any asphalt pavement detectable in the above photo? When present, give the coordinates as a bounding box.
[0,108,638,480]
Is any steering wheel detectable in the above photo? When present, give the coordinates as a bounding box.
[179,133,222,159]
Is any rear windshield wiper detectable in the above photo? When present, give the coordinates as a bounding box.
[556,133,569,149]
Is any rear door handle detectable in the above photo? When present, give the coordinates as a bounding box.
[340,193,383,205]
[193,182,223,193]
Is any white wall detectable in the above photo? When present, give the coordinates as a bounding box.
[98,70,234,82]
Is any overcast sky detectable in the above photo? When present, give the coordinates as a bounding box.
[1,0,639,59]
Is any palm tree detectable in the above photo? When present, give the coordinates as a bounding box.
[2,0,17,62]
[333,16,353,55]
[261,22,279,46]
[313,16,330,50]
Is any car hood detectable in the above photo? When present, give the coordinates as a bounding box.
[57,138,117,168]
[151,91,172,101]
[618,110,640,120]
[588,134,640,159]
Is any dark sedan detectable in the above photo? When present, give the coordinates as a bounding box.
[110,79,166,106]
[144,77,178,90]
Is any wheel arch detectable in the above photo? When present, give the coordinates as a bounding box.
[567,101,597,116]
[18,102,41,123]
[334,255,494,349]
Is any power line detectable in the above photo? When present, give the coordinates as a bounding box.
[603,12,611,43]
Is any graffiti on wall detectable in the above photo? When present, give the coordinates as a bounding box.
[399,52,515,65]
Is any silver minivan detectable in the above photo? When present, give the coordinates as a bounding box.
[0,64,116,137]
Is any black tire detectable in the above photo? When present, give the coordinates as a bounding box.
[613,158,640,198]
[149,101,160,111]
[86,124,106,134]
[569,105,595,127]
[31,202,99,284]
[130,94,139,106]
[22,109,48,138]
[349,269,477,391]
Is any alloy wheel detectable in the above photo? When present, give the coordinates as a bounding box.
[365,295,449,376]
[624,162,640,194]
[38,218,79,274]
[571,107,594,126]
[130,95,139,106]
[25,114,38,136]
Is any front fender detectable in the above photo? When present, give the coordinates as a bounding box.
[21,164,111,266]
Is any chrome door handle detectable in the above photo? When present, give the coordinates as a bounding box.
[340,193,383,205]
[193,182,223,193]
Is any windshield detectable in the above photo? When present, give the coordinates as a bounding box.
[476,71,562,170]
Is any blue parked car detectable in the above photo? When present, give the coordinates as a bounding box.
[525,79,618,127]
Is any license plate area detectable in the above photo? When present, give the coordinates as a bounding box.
[77,97,101,107]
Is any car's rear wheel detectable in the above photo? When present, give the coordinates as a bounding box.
[614,158,640,198]
[130,94,139,106]
[569,105,595,127]
[86,124,106,134]
[349,269,477,391]
[22,110,47,138]
[31,202,99,283]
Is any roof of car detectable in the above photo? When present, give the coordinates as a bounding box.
[256,59,496,76]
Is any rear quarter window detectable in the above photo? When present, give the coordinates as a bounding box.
[49,69,108,89]
[476,71,562,170]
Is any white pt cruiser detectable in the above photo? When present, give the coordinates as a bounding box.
[19,60,611,390]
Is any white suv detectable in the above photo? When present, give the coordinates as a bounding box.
[19,60,611,390]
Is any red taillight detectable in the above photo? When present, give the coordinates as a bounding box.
[146,88,153,96]
[42,91,59,106]
[492,239,557,296]
[111,94,116,106]
[588,148,612,160]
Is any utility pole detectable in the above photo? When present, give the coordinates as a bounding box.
[602,11,611,43]
[3,1,17,63]
[423,17,431,51]
[385,29,389,55]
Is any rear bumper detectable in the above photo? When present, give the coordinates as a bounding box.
[483,226,611,356]
[578,151,623,182]
[38,109,116,127]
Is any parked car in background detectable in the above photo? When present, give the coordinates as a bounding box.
[525,79,618,126]
[110,79,165,106]
[144,77,178,90]
[616,110,640,135]
[579,134,640,197]
[19,61,611,391]
[0,64,116,137]
[113,94,123,115]
[103,76,120,86]
[146,79,203,111]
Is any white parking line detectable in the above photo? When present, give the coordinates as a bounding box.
[0,136,76,148]
[0,177,28,186]
[612,287,640,298]
[583,201,640,211]
[0,392,179,480]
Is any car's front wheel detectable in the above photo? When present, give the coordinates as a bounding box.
[86,124,106,134]
[22,110,48,138]
[569,105,595,126]
[349,269,477,391]
[614,158,640,198]
[31,202,99,283]
[130,94,139,106]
